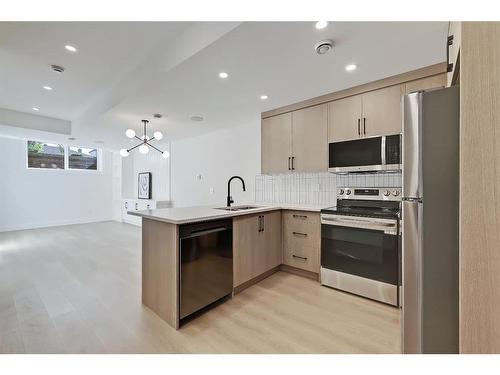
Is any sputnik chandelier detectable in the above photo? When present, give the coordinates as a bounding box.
[119,119,169,158]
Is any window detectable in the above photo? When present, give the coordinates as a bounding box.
[26,140,101,172]
[68,146,98,170]
[27,141,65,169]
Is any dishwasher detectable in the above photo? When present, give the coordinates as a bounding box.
[179,219,233,323]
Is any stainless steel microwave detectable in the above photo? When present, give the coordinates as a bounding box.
[328,134,401,173]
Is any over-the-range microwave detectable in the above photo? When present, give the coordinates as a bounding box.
[328,134,401,173]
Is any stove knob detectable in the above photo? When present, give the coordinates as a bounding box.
[383,189,391,197]
[338,189,344,195]
[392,190,400,197]
[345,189,351,195]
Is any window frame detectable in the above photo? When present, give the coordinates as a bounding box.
[25,139,103,173]
[67,145,101,172]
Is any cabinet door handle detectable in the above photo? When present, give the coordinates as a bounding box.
[292,231,308,237]
[292,214,308,219]
[262,215,265,232]
[357,118,360,136]
[288,157,291,171]
[258,216,262,232]
[291,156,295,170]
[292,254,308,261]
[125,202,128,209]
[135,203,138,210]
[446,35,454,73]
[363,117,366,135]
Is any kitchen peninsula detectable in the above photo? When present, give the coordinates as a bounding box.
[130,203,324,329]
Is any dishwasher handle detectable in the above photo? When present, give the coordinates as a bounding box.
[179,219,233,239]
[181,226,228,239]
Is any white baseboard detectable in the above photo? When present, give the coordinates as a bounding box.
[0,216,114,233]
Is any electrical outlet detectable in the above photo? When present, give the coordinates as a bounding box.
[209,187,214,194]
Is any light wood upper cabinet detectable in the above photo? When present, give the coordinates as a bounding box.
[233,211,282,287]
[261,113,292,174]
[361,85,403,137]
[405,74,446,94]
[291,104,328,172]
[328,85,403,142]
[328,95,362,142]
[262,105,328,174]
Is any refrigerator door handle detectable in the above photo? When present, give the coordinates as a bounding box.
[402,92,423,199]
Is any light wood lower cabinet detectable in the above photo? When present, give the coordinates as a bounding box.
[233,210,282,287]
[282,211,320,273]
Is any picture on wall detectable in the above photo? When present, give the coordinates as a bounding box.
[138,172,152,199]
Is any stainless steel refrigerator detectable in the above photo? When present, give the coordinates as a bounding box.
[401,86,459,354]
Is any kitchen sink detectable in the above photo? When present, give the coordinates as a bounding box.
[215,205,261,211]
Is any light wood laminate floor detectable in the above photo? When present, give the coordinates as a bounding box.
[0,221,401,353]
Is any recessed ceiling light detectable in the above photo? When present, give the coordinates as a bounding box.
[218,72,228,79]
[43,86,53,91]
[65,45,77,52]
[32,107,39,111]
[260,95,268,100]
[190,115,204,122]
[345,64,357,72]
[315,21,329,30]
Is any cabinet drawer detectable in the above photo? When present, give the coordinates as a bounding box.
[282,211,320,273]
[283,236,319,273]
[282,210,320,232]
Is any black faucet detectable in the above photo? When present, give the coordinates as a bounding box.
[227,176,246,207]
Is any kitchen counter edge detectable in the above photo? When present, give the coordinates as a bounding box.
[128,204,326,225]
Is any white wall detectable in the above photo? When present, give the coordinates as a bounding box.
[170,121,260,207]
[0,136,115,231]
[121,143,171,201]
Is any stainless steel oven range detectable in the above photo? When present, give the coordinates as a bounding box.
[320,187,402,306]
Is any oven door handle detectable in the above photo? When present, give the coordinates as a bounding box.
[321,215,398,235]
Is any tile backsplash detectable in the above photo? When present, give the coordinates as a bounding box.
[255,172,402,206]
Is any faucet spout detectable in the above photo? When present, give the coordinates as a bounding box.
[227,176,246,207]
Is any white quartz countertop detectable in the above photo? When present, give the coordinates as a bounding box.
[128,203,328,225]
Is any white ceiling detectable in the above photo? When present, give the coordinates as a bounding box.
[0,21,448,150]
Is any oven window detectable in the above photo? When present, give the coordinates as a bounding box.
[321,224,399,285]
[329,137,382,168]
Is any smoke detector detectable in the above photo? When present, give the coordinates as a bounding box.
[314,39,334,55]
[51,64,65,73]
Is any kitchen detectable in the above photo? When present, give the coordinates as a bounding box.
[0,7,499,369]
[131,60,458,354]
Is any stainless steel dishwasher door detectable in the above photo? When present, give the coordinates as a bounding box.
[179,219,233,321]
